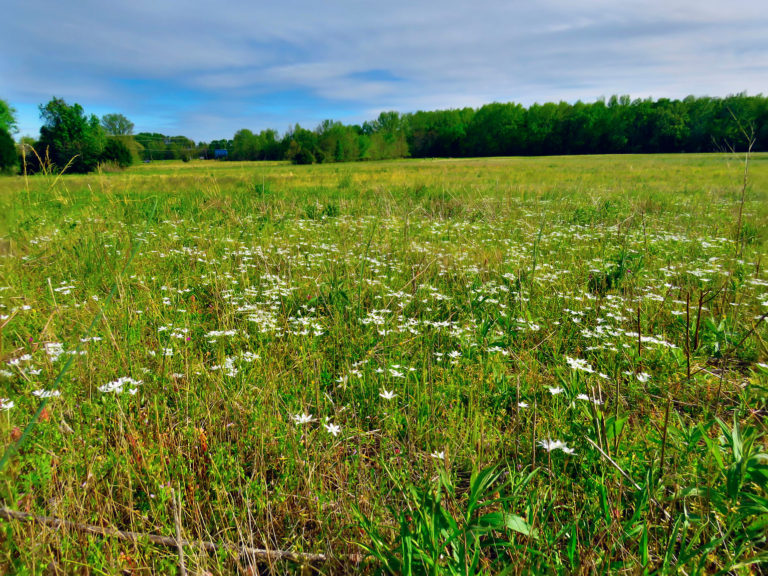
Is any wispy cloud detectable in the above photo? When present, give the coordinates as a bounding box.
[2,0,765,140]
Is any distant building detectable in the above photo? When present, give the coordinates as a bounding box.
[214,149,228,159]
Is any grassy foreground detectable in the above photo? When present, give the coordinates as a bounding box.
[0,154,766,574]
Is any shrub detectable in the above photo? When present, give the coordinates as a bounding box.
[292,147,315,165]
[0,127,17,174]
[101,137,133,168]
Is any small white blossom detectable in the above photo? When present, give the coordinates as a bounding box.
[538,439,575,454]
[576,394,603,405]
[32,389,61,398]
[99,376,143,394]
[293,413,315,425]
[566,356,595,373]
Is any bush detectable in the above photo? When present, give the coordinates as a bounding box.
[0,128,17,174]
[292,147,315,165]
[101,137,133,168]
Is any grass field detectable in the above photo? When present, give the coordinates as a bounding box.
[0,154,767,575]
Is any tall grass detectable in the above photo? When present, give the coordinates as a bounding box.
[0,154,766,574]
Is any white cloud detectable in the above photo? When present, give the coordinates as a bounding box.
[2,0,766,140]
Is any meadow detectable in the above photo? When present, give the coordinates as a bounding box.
[0,153,766,575]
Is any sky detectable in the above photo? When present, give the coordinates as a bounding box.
[2,0,767,143]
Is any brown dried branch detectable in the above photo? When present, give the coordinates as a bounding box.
[0,507,364,566]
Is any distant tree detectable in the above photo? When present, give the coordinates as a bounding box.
[0,99,17,134]
[16,136,37,169]
[315,120,361,163]
[525,102,565,155]
[466,103,526,156]
[362,112,408,160]
[134,132,196,160]
[0,128,17,174]
[101,113,134,136]
[259,129,285,160]
[232,129,260,160]
[285,124,319,164]
[215,94,768,164]
[404,108,473,157]
[37,97,105,173]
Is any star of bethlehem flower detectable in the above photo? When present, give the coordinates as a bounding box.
[538,439,575,455]
[431,451,445,460]
[576,394,603,405]
[323,422,341,436]
[566,356,595,373]
[293,413,315,425]
[379,389,397,400]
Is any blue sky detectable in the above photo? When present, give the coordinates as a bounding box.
[2,0,766,143]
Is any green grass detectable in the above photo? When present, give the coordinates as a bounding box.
[0,154,766,574]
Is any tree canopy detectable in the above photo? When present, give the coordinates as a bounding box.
[0,128,17,173]
[0,99,17,134]
[2,92,766,175]
[37,98,106,173]
[101,113,135,136]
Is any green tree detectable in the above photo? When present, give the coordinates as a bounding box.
[405,108,474,157]
[362,112,408,160]
[0,128,17,174]
[465,103,526,156]
[315,120,361,163]
[16,136,36,167]
[0,99,17,134]
[37,97,106,173]
[285,124,319,164]
[232,129,260,160]
[101,113,134,136]
[259,129,284,160]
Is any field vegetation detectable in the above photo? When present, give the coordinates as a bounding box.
[0,154,767,574]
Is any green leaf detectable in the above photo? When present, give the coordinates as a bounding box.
[476,511,537,538]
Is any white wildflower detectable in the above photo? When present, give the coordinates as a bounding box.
[538,439,575,454]
[99,376,143,394]
[32,389,61,398]
[293,413,315,425]
[566,356,595,373]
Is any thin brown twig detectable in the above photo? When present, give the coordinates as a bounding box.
[585,437,671,521]
[172,488,187,576]
[0,507,364,565]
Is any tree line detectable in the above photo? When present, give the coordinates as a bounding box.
[1,93,766,174]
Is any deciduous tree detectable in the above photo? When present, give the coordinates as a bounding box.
[0,128,17,174]
[0,99,17,134]
[37,98,105,173]
[101,113,134,136]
